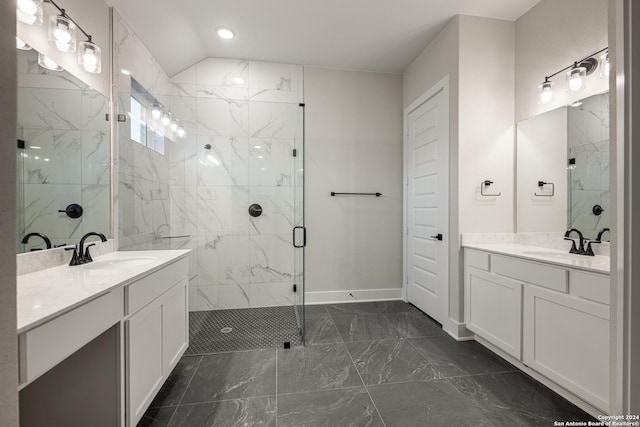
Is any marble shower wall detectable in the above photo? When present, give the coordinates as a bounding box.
[170,58,303,311]
[16,48,110,252]
[568,92,610,239]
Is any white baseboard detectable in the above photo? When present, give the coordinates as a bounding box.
[443,319,474,341]
[305,288,403,305]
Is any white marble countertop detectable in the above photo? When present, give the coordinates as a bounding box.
[17,250,190,334]
[462,242,610,274]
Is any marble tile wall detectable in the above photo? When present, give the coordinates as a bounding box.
[568,92,610,239]
[16,49,110,252]
[171,58,303,311]
[114,12,303,311]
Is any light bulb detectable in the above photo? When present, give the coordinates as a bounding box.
[79,41,101,73]
[176,127,186,138]
[152,105,162,120]
[49,15,76,52]
[161,113,171,127]
[539,80,553,104]
[169,121,178,132]
[16,37,32,50]
[567,67,586,92]
[17,0,42,25]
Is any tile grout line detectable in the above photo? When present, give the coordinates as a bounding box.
[275,347,278,427]
[176,355,205,407]
[342,341,388,427]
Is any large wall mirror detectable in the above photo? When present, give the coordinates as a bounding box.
[517,91,610,240]
[16,48,111,253]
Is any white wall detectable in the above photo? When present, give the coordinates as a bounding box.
[515,0,609,122]
[0,0,18,423]
[304,67,403,296]
[17,0,111,97]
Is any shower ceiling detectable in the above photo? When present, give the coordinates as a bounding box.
[104,0,540,76]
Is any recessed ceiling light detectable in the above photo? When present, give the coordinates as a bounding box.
[217,27,235,40]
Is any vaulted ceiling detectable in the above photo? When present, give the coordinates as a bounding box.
[104,0,540,76]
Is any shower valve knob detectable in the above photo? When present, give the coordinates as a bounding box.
[248,204,263,217]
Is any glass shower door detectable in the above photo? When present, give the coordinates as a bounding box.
[293,104,306,343]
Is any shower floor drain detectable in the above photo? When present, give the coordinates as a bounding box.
[220,327,233,334]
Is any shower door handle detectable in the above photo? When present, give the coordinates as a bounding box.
[293,226,306,248]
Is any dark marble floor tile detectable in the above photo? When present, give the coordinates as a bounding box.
[369,300,422,314]
[305,316,342,344]
[149,356,202,408]
[304,305,331,318]
[277,387,384,427]
[332,314,403,342]
[181,349,276,404]
[346,339,441,385]
[167,397,276,427]
[326,302,381,316]
[409,336,516,377]
[368,381,492,427]
[137,406,176,427]
[449,371,594,426]
[384,311,446,338]
[277,343,362,394]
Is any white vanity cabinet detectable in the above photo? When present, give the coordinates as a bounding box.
[464,248,610,414]
[125,257,189,427]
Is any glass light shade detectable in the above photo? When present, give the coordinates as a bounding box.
[78,40,101,73]
[49,15,76,53]
[16,37,32,50]
[538,80,553,104]
[37,53,62,71]
[16,0,42,25]
[169,120,178,133]
[161,113,171,127]
[151,105,162,120]
[567,67,586,91]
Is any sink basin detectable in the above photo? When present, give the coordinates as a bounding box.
[521,250,585,260]
[82,257,157,270]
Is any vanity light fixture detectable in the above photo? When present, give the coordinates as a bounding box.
[217,27,235,40]
[567,64,586,91]
[537,47,607,101]
[161,112,171,127]
[176,127,186,139]
[17,0,43,25]
[169,119,179,133]
[37,53,63,71]
[18,0,103,73]
[602,52,610,77]
[16,37,32,50]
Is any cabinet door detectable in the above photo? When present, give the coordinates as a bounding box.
[523,285,609,412]
[126,299,164,426]
[465,267,522,359]
[163,278,188,374]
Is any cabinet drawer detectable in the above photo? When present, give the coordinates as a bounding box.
[19,288,123,386]
[492,255,567,292]
[465,249,489,271]
[126,257,188,315]
[570,271,610,305]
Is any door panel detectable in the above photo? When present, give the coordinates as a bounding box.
[406,86,449,325]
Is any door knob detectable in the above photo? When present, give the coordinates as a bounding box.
[430,233,443,241]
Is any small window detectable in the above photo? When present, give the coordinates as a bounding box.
[130,78,165,155]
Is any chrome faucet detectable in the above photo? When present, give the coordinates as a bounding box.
[66,232,107,265]
[21,232,52,250]
[564,228,585,254]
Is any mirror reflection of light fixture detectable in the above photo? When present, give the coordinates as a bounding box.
[49,13,76,52]
[567,65,586,91]
[151,103,162,120]
[16,37,32,50]
[17,0,43,25]
[79,39,101,73]
[161,112,171,127]
[176,127,186,139]
[538,78,553,104]
[602,53,610,77]
[37,53,63,71]
[169,119,179,133]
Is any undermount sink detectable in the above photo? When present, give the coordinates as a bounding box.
[81,257,157,270]
[521,250,585,260]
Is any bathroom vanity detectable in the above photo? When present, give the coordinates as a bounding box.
[17,250,189,427]
[463,242,610,415]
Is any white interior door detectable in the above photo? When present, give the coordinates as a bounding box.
[405,84,449,325]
